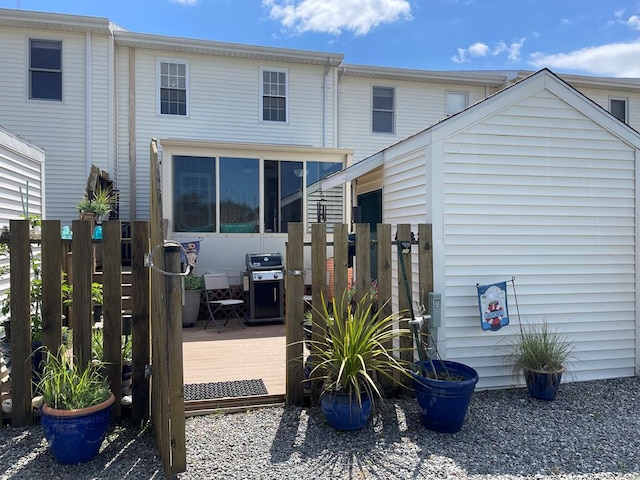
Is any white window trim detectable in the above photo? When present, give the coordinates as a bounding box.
[28,38,63,102]
[609,96,628,123]
[157,57,189,117]
[259,67,289,124]
[446,90,469,116]
[371,85,395,135]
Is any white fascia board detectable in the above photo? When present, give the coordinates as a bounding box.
[0,8,113,34]
[115,31,344,66]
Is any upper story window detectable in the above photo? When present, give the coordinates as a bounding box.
[159,60,188,116]
[372,86,394,133]
[610,97,628,123]
[29,39,62,101]
[261,68,288,122]
[446,91,468,116]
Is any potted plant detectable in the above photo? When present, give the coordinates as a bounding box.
[182,274,203,327]
[507,320,573,400]
[408,307,479,433]
[76,186,116,223]
[305,290,411,431]
[36,344,114,465]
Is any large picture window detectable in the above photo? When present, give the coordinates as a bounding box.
[173,156,216,232]
[219,157,259,233]
[172,154,344,234]
[30,39,62,101]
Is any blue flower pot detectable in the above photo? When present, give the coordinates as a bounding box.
[411,360,479,433]
[524,367,564,400]
[320,390,372,430]
[40,393,115,464]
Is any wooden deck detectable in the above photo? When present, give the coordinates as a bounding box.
[181,321,288,413]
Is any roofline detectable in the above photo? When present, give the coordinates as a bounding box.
[340,64,515,87]
[0,8,115,34]
[516,70,640,92]
[114,31,344,66]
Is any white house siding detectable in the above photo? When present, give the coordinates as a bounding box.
[126,49,333,219]
[0,125,45,324]
[0,26,96,222]
[115,46,132,219]
[338,76,488,163]
[440,88,636,389]
[573,86,640,133]
[90,35,113,175]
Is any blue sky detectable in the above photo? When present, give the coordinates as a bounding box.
[3,0,640,77]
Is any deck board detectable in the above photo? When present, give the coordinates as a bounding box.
[182,322,287,397]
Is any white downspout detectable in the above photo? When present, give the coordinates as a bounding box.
[333,65,339,148]
[322,57,332,148]
[85,33,92,174]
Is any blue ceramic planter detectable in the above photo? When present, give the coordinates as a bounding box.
[40,393,115,465]
[320,390,372,430]
[524,367,564,400]
[411,360,479,433]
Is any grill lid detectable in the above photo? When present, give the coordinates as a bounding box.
[246,253,284,270]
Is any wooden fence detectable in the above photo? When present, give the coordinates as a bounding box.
[1,218,151,427]
[285,222,433,405]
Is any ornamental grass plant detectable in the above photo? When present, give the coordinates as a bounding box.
[306,290,412,404]
[36,345,110,410]
[508,320,574,372]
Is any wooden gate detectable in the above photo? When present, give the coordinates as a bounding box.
[149,138,186,477]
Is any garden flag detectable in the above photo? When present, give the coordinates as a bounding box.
[180,240,200,269]
[477,281,509,331]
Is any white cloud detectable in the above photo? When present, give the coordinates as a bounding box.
[627,15,640,30]
[263,0,412,36]
[529,41,640,77]
[451,39,524,64]
[170,0,199,5]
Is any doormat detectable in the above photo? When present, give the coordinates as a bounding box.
[184,379,268,401]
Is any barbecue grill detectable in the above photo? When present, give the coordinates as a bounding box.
[244,253,285,324]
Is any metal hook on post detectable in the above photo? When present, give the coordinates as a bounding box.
[144,240,193,277]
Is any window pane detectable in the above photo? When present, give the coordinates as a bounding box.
[160,61,187,115]
[611,99,626,122]
[219,158,259,233]
[31,40,61,70]
[264,160,303,233]
[173,156,216,232]
[373,88,393,110]
[447,92,467,115]
[373,111,393,133]
[31,71,62,100]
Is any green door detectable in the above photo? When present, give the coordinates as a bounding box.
[357,189,382,279]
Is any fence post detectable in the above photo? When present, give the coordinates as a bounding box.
[103,220,122,419]
[9,219,32,426]
[131,220,150,423]
[41,220,62,355]
[165,243,186,473]
[285,223,304,406]
[72,220,93,371]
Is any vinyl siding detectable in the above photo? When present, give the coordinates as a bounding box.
[91,35,111,172]
[441,88,636,388]
[0,127,45,323]
[115,46,132,219]
[339,76,487,163]
[574,86,640,133]
[0,27,92,222]
[129,50,332,219]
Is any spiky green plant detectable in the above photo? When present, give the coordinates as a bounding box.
[36,345,110,410]
[305,290,412,404]
[508,320,573,372]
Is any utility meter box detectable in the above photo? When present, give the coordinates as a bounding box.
[428,292,442,327]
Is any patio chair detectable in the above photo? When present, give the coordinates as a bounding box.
[203,273,245,333]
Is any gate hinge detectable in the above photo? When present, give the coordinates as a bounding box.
[288,269,305,276]
[145,364,152,378]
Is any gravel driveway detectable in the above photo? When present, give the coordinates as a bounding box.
[1,377,639,479]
